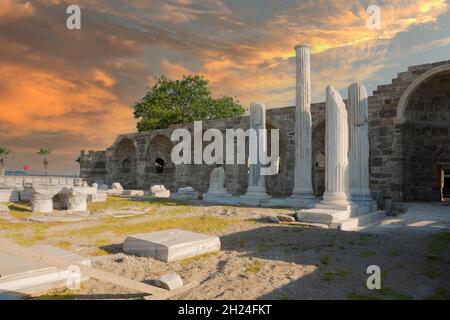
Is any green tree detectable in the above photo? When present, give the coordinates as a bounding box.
[133,75,245,131]
[0,148,11,176]
[38,147,52,176]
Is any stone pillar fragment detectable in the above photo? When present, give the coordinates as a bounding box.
[291,44,316,204]
[203,167,234,204]
[321,86,352,206]
[348,83,375,212]
[240,102,271,206]
[30,186,59,213]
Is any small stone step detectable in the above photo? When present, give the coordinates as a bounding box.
[295,208,350,224]
[330,210,386,231]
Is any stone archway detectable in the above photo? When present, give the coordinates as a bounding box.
[401,66,450,201]
[111,138,137,188]
[397,64,450,123]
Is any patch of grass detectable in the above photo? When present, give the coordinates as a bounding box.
[95,237,112,247]
[320,256,329,266]
[423,269,442,279]
[348,287,412,300]
[7,202,30,213]
[359,250,376,258]
[421,232,449,279]
[428,288,449,300]
[179,252,218,266]
[358,234,375,242]
[257,243,271,253]
[91,248,109,256]
[426,254,446,265]
[0,216,26,231]
[428,231,450,255]
[246,260,264,275]
[239,239,245,248]
[88,195,168,213]
[389,248,400,257]
[322,268,348,282]
[279,294,289,300]
[68,215,238,239]
[5,224,48,246]
[36,288,78,300]
[56,240,71,250]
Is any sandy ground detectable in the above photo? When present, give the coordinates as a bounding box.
[1,198,449,300]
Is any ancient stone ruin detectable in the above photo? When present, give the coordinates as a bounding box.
[78,45,450,228]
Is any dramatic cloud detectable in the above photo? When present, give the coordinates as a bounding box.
[0,0,448,174]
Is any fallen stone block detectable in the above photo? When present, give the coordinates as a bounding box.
[149,272,183,291]
[123,229,221,262]
[108,182,124,195]
[0,189,19,202]
[87,192,107,203]
[259,215,279,223]
[172,187,199,201]
[277,215,296,223]
[0,245,90,297]
[150,185,170,198]
[123,190,145,197]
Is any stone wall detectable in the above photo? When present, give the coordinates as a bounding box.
[368,60,450,202]
[0,176,76,187]
[79,150,107,184]
[402,70,450,201]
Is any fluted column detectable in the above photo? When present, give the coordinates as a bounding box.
[348,83,372,203]
[291,44,315,200]
[321,86,351,206]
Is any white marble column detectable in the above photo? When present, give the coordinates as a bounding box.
[291,44,316,202]
[348,83,375,212]
[240,102,271,206]
[321,86,352,206]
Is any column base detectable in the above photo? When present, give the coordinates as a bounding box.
[203,191,239,205]
[240,192,271,207]
[31,198,53,213]
[352,198,378,214]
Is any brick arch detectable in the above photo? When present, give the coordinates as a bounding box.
[111,137,138,188]
[397,64,450,122]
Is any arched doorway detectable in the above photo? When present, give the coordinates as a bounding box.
[400,65,450,201]
[437,149,450,201]
[112,138,137,188]
[146,135,174,189]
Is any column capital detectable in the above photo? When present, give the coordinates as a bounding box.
[295,43,311,50]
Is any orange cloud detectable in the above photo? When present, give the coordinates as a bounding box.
[0,0,448,174]
[0,0,35,21]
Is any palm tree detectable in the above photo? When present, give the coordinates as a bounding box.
[38,147,52,176]
[0,148,11,176]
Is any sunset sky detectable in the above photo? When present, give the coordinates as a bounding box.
[0,0,449,175]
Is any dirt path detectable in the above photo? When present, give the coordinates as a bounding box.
[2,198,449,300]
